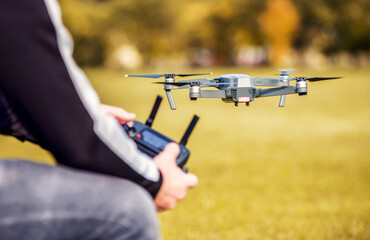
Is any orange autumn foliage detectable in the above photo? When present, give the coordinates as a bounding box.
[258,0,300,65]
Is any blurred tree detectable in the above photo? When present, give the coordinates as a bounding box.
[258,0,300,65]
[175,0,266,65]
[61,0,176,66]
[61,0,112,65]
[108,0,176,61]
[205,0,236,65]
[293,0,370,55]
[59,0,368,67]
[232,0,266,45]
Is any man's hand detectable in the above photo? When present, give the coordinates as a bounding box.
[100,104,136,125]
[100,104,197,211]
[154,142,198,212]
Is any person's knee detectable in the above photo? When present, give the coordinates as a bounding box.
[110,181,159,240]
[0,161,160,240]
[59,168,160,239]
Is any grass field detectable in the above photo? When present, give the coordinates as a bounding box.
[0,67,369,239]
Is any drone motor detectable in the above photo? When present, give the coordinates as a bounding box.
[189,82,201,100]
[295,77,308,96]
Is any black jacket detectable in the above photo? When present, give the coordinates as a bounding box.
[0,0,162,197]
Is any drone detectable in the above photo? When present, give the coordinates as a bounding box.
[125,70,342,110]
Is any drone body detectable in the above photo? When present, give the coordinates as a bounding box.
[125,71,341,110]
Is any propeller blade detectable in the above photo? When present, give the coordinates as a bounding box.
[125,74,164,79]
[153,81,230,87]
[125,73,213,79]
[176,73,213,77]
[152,78,215,86]
[152,81,190,86]
[306,77,343,82]
[200,82,231,87]
[279,69,295,74]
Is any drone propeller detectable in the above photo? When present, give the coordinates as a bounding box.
[280,69,295,74]
[285,76,343,82]
[176,73,213,77]
[153,81,190,86]
[125,74,163,79]
[153,81,231,87]
[274,69,296,75]
[305,77,343,82]
[125,73,212,79]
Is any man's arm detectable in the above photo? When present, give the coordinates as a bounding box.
[0,0,162,196]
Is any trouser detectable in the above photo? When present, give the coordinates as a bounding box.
[0,159,159,240]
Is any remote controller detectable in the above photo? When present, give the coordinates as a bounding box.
[123,95,199,171]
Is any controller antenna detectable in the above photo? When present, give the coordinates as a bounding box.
[146,95,162,127]
[180,115,199,146]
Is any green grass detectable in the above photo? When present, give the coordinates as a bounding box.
[1,67,369,239]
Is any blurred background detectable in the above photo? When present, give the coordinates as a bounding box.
[59,0,370,69]
[1,0,369,239]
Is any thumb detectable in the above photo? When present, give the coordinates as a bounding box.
[160,142,180,159]
[100,104,136,124]
[185,173,198,188]
[116,109,136,124]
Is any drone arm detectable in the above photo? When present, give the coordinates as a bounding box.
[199,90,227,98]
[252,77,290,86]
[256,86,297,98]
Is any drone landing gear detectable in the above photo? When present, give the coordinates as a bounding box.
[234,102,250,107]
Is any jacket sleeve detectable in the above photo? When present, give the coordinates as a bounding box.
[0,90,39,143]
[0,92,12,135]
[0,0,162,197]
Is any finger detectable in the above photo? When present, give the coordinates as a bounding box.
[156,207,165,212]
[156,202,176,212]
[155,198,177,212]
[160,142,180,159]
[116,110,136,124]
[100,104,136,123]
[185,173,198,188]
